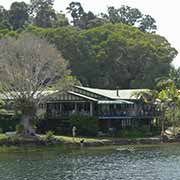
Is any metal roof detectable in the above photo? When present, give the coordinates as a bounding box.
[75,86,148,100]
[0,86,148,102]
[98,100,133,104]
[68,91,98,101]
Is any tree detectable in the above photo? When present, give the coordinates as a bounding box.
[52,12,69,27]
[26,24,177,89]
[135,80,180,137]
[105,6,142,25]
[0,33,73,135]
[85,17,107,29]
[133,87,164,136]
[66,1,84,27]
[73,24,177,88]
[77,11,97,29]
[8,2,29,30]
[166,67,180,89]
[0,5,11,29]
[155,73,180,136]
[67,2,105,29]
[30,0,57,28]
[138,15,157,33]
[30,0,54,13]
[158,81,180,136]
[102,5,157,33]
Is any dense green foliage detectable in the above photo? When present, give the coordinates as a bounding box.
[117,127,149,138]
[30,0,57,28]
[16,124,24,134]
[0,1,179,138]
[45,130,55,140]
[102,6,157,33]
[0,0,178,89]
[70,115,98,136]
[0,116,19,133]
[136,77,180,136]
[66,2,106,29]
[24,24,177,89]
[9,2,29,30]
[76,24,176,88]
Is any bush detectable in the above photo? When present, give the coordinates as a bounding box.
[117,126,151,138]
[45,130,55,140]
[16,124,24,134]
[70,115,98,136]
[0,115,19,133]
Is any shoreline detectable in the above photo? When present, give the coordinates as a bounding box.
[63,137,180,147]
[0,134,180,148]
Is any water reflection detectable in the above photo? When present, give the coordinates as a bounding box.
[0,144,180,180]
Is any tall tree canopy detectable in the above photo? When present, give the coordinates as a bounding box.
[0,5,11,29]
[67,2,106,29]
[30,0,57,28]
[0,1,178,90]
[27,24,177,89]
[134,80,180,136]
[8,2,29,30]
[66,1,84,27]
[0,1,157,31]
[104,6,142,25]
[102,5,157,33]
[52,12,69,27]
[73,24,176,88]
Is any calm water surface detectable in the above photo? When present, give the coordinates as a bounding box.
[0,144,180,180]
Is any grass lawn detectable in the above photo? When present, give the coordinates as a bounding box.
[0,133,114,153]
[55,135,110,143]
[0,133,111,144]
[0,134,8,140]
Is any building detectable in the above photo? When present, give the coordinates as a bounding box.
[41,86,160,133]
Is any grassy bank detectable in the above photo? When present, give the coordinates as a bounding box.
[0,134,112,152]
[54,135,110,143]
[0,133,174,151]
[0,133,111,146]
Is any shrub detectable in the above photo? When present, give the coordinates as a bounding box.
[70,115,98,136]
[117,127,150,138]
[0,115,19,133]
[45,130,55,140]
[16,124,24,134]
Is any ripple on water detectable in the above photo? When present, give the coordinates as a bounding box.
[0,144,180,180]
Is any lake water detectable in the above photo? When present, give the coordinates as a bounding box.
[0,144,180,180]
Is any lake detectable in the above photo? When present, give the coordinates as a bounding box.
[0,144,180,180]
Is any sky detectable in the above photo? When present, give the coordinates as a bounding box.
[1,0,180,67]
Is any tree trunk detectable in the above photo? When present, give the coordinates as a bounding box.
[21,115,35,136]
[161,115,165,137]
[160,105,165,137]
[172,106,176,137]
